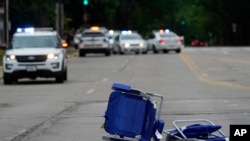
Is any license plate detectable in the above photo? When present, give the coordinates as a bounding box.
[26,66,37,72]
[84,44,91,47]
[95,44,102,47]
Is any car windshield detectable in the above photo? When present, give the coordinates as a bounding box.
[12,35,58,49]
[121,34,142,40]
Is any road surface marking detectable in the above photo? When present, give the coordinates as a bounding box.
[102,78,108,82]
[180,52,250,90]
[221,50,229,55]
[86,89,94,94]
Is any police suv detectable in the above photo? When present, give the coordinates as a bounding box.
[2,27,68,84]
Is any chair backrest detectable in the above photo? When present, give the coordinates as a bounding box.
[104,90,148,138]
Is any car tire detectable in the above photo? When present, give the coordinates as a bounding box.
[55,66,65,83]
[163,50,169,53]
[74,44,78,50]
[105,51,111,56]
[64,68,67,81]
[3,73,13,85]
[79,50,86,57]
[119,46,124,55]
[153,46,158,54]
[176,48,181,53]
[112,48,117,54]
[55,74,64,83]
[3,77,12,85]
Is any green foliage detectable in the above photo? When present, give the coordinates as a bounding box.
[10,0,55,29]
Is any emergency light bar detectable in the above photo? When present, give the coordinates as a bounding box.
[16,27,53,33]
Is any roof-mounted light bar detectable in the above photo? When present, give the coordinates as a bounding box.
[16,27,53,33]
[121,30,132,34]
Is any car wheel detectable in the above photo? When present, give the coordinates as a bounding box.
[56,67,65,83]
[3,74,12,85]
[79,50,85,57]
[112,48,117,54]
[64,68,67,81]
[163,50,169,53]
[153,46,158,54]
[74,44,78,50]
[105,51,111,56]
[119,46,124,55]
[55,74,64,83]
[176,48,181,53]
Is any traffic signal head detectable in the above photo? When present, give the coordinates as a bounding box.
[181,20,186,25]
[83,0,88,6]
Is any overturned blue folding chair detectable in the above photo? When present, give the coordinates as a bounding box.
[102,83,229,141]
[102,83,165,141]
[163,119,229,141]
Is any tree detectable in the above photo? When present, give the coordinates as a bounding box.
[10,0,55,33]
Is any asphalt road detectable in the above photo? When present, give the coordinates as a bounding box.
[1,47,250,141]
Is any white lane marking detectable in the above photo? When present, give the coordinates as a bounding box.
[86,89,94,94]
[102,78,108,82]
[222,50,229,55]
[230,103,239,107]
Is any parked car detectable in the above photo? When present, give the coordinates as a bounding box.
[112,31,148,54]
[146,29,184,53]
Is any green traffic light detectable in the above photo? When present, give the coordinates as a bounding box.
[181,20,186,25]
[83,0,88,6]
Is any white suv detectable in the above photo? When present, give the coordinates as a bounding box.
[2,27,68,84]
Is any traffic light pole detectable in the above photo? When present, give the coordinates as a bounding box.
[83,0,88,28]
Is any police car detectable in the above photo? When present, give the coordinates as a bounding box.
[78,26,111,57]
[112,30,148,54]
[146,29,184,53]
[2,27,68,84]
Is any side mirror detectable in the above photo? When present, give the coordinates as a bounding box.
[61,40,68,48]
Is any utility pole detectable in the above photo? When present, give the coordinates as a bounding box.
[0,0,9,48]
[56,0,63,36]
